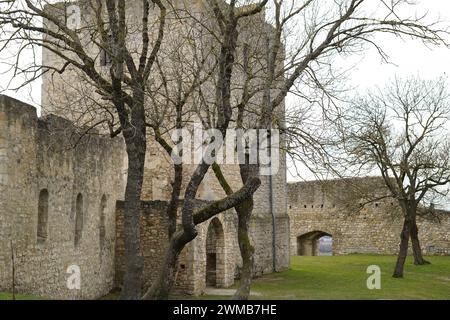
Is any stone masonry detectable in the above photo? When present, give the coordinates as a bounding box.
[288,179,450,256]
[114,199,290,296]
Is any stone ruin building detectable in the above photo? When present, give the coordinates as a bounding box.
[0,0,290,299]
[1,0,449,300]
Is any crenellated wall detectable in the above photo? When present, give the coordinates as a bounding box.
[288,179,450,256]
[0,95,125,299]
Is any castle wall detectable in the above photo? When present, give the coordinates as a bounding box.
[10,0,290,299]
[0,95,125,299]
[0,95,38,293]
[115,200,238,295]
[114,196,289,296]
[288,180,450,256]
[140,148,290,277]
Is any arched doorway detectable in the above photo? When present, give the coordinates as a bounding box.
[297,231,333,256]
[74,193,84,247]
[205,218,225,287]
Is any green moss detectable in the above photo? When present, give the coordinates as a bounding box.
[189,255,450,300]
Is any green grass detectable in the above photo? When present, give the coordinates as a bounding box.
[3,255,449,300]
[190,255,450,300]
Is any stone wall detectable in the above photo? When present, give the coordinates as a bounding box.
[0,95,125,299]
[135,135,290,289]
[2,0,291,299]
[114,196,290,296]
[288,179,450,256]
[115,200,238,295]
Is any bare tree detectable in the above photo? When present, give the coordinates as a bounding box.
[0,0,172,299]
[208,0,450,299]
[334,77,450,277]
[141,1,273,300]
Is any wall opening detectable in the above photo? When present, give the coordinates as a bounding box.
[318,235,333,256]
[74,193,84,247]
[99,195,107,252]
[205,218,225,287]
[37,189,49,243]
[99,45,112,66]
[297,231,332,256]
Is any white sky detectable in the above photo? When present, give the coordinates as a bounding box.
[286,0,450,182]
[1,0,450,188]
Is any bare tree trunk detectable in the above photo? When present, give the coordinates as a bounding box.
[410,217,431,265]
[10,241,15,301]
[120,97,147,300]
[212,162,256,300]
[233,198,255,300]
[143,161,220,300]
[120,151,145,299]
[232,163,258,300]
[393,218,410,278]
[167,163,183,238]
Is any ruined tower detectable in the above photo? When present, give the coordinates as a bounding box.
[1,0,290,298]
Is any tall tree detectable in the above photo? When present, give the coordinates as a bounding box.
[0,0,170,299]
[141,0,269,300]
[334,77,450,277]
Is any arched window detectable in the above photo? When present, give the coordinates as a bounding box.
[74,193,84,247]
[37,189,49,243]
[99,195,107,251]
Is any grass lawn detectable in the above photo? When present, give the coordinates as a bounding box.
[188,255,450,300]
[2,255,449,300]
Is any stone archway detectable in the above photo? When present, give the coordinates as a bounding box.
[205,218,225,287]
[297,231,333,256]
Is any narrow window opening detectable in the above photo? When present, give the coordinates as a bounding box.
[37,189,49,243]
